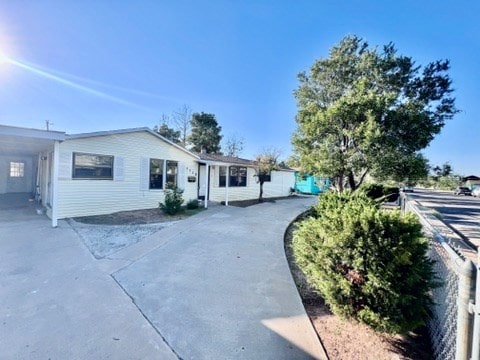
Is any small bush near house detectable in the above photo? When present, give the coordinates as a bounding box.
[160,185,184,215]
[292,191,436,334]
[186,199,200,209]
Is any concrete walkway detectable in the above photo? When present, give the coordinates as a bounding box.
[112,196,325,359]
[0,196,326,359]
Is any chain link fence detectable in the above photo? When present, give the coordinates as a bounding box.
[403,198,476,360]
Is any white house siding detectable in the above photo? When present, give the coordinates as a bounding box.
[56,131,199,218]
[208,165,294,202]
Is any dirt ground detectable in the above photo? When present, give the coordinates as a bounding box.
[284,215,433,360]
[73,207,203,225]
[225,195,306,208]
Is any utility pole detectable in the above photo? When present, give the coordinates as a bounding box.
[45,120,53,131]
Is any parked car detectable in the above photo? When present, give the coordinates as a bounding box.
[454,187,472,196]
[472,188,480,197]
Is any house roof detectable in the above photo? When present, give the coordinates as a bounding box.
[67,127,199,159]
[463,175,480,181]
[0,124,65,141]
[197,153,255,166]
[197,153,295,171]
[0,124,66,155]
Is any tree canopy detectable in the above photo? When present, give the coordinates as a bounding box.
[154,121,181,144]
[189,112,223,154]
[254,148,281,202]
[432,162,453,178]
[292,35,457,191]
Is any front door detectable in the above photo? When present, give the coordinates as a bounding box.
[5,156,33,194]
[46,151,54,207]
[198,164,206,199]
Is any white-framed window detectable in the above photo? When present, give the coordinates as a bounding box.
[219,166,247,187]
[166,160,178,188]
[149,159,178,189]
[9,162,25,177]
[259,172,271,182]
[150,159,164,189]
[72,153,114,179]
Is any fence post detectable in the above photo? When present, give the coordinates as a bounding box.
[457,258,476,360]
[471,251,480,360]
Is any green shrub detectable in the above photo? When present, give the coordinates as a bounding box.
[186,199,200,210]
[292,192,436,334]
[436,176,461,190]
[360,183,384,200]
[360,183,399,203]
[160,185,184,215]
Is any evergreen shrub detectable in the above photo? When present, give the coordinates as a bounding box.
[186,199,200,209]
[293,191,436,333]
[361,183,399,203]
[160,185,184,215]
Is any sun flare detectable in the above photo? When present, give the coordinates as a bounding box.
[0,51,11,64]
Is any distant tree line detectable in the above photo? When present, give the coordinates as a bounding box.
[153,105,245,157]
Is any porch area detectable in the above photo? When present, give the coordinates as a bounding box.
[0,124,65,226]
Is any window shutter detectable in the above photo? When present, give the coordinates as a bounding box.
[114,156,125,181]
[177,162,186,190]
[140,157,149,191]
[58,151,72,179]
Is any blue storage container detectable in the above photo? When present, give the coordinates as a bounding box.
[294,172,330,194]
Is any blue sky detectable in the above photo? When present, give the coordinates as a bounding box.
[0,1,478,175]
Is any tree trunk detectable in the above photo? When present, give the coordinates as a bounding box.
[259,181,264,202]
[348,171,357,192]
[357,168,369,189]
[336,174,344,193]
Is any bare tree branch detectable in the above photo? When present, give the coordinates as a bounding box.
[223,134,245,157]
[172,104,192,147]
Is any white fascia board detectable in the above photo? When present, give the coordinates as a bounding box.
[0,124,65,141]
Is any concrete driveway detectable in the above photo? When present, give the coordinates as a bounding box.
[0,196,326,359]
[0,209,177,359]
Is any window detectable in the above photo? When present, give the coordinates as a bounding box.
[10,162,25,177]
[230,166,247,186]
[166,161,178,188]
[150,159,164,189]
[219,166,247,187]
[259,172,271,182]
[219,166,227,187]
[72,153,113,179]
[149,159,178,189]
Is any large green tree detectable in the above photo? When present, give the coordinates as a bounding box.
[154,121,181,144]
[292,35,457,192]
[189,112,222,154]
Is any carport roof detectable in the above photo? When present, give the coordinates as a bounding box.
[0,124,65,155]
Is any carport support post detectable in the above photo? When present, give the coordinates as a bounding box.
[204,164,209,209]
[225,165,229,206]
[51,141,60,227]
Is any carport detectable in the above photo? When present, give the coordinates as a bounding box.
[0,124,65,226]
